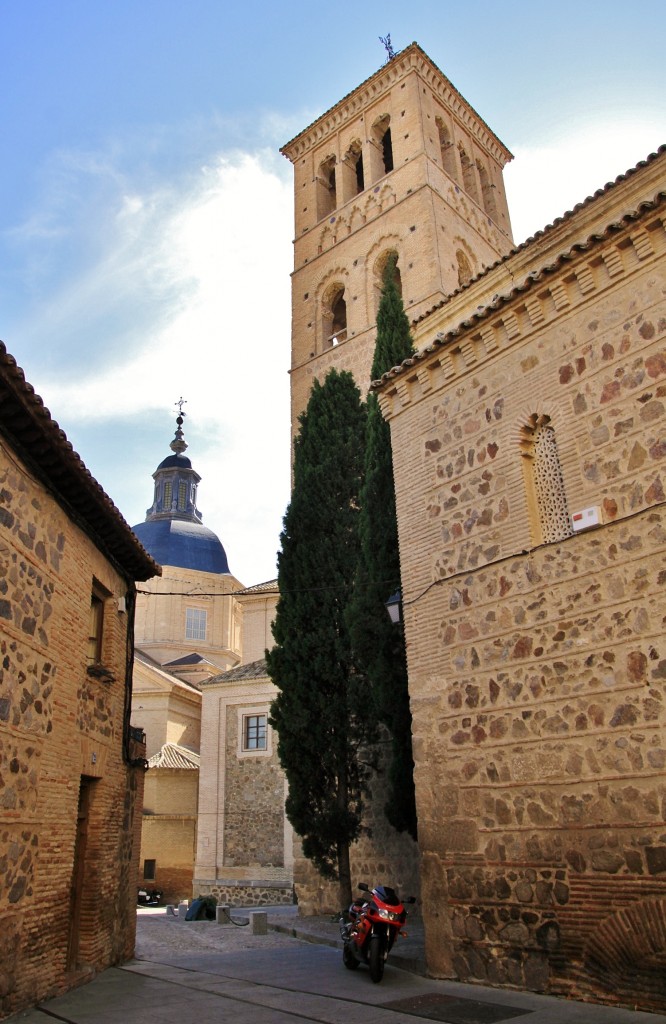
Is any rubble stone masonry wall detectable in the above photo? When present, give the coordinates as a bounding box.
[380,197,666,1009]
[0,443,144,1018]
[223,704,285,869]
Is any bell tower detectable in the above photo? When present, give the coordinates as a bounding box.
[281,42,514,434]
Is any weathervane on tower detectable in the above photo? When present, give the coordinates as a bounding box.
[379,34,395,61]
[171,397,188,455]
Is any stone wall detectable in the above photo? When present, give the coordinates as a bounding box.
[0,443,145,1018]
[379,180,666,1009]
[223,701,285,867]
[197,881,294,907]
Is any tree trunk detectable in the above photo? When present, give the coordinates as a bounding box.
[337,839,352,909]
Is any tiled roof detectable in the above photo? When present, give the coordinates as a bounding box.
[411,145,666,328]
[164,652,205,667]
[235,579,279,596]
[0,342,159,582]
[374,184,666,391]
[147,743,200,770]
[203,658,269,685]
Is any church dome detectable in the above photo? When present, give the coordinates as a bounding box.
[132,518,230,574]
[132,405,231,575]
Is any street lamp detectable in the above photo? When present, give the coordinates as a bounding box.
[385,590,401,625]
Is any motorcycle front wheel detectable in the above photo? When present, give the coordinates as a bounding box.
[342,941,359,970]
[369,936,385,982]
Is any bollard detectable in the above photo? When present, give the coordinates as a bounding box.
[178,901,189,919]
[250,911,268,936]
[166,904,176,916]
[216,904,231,925]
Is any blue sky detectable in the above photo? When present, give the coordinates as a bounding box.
[1,1,664,585]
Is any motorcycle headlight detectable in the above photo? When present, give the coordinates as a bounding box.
[377,908,400,922]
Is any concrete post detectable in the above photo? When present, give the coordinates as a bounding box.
[250,911,268,935]
[216,904,231,925]
[178,901,189,919]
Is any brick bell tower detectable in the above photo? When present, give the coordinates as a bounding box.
[281,42,515,435]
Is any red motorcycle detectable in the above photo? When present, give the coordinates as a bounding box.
[340,882,416,982]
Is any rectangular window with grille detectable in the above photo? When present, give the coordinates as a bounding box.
[243,714,267,751]
[185,607,207,641]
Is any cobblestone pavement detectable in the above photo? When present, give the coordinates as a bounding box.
[6,908,665,1023]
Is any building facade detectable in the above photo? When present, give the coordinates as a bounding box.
[0,342,158,1019]
[376,149,666,1007]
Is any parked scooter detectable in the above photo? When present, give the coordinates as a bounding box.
[340,882,416,982]
[137,887,163,906]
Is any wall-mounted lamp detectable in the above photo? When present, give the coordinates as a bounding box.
[385,590,402,625]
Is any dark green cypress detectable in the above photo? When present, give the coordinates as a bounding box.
[267,369,368,907]
[349,255,418,839]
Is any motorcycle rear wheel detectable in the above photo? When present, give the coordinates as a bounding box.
[343,941,359,970]
[369,936,385,983]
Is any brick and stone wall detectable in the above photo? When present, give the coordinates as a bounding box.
[379,179,666,1009]
[0,442,146,1018]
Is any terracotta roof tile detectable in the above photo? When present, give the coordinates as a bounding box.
[203,658,269,685]
[235,579,278,596]
[147,742,200,770]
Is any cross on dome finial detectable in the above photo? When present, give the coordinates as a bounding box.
[170,396,188,455]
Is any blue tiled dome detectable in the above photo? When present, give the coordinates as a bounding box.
[157,453,192,470]
[133,519,230,574]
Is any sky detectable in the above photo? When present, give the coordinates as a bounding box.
[1,1,664,586]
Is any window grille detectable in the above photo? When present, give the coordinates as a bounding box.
[243,714,267,751]
[521,416,573,544]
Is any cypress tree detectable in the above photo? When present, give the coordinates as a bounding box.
[267,369,368,908]
[349,255,418,839]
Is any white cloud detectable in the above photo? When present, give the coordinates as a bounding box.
[32,148,294,585]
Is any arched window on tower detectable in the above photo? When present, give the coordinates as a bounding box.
[520,414,573,544]
[355,149,365,192]
[341,140,364,203]
[316,156,337,220]
[374,249,402,313]
[322,285,347,348]
[476,160,498,221]
[436,117,458,182]
[370,115,393,181]
[459,146,480,205]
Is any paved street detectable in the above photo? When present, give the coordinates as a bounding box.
[7,908,666,1024]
